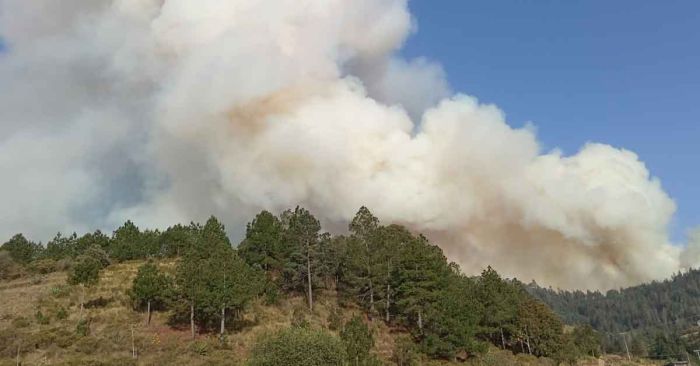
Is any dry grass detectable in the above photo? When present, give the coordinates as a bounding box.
[0,261,667,366]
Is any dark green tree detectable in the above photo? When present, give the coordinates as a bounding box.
[67,255,102,319]
[341,315,380,366]
[516,294,564,357]
[238,210,284,271]
[476,266,519,349]
[110,220,142,261]
[1,233,41,263]
[348,206,379,315]
[284,207,321,310]
[131,261,172,325]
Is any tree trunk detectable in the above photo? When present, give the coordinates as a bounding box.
[15,345,19,366]
[385,283,391,322]
[526,332,532,354]
[306,243,313,311]
[385,260,391,322]
[220,307,225,335]
[417,310,423,332]
[500,327,506,349]
[146,300,151,326]
[79,286,85,321]
[190,302,195,340]
[364,240,375,315]
[131,325,137,359]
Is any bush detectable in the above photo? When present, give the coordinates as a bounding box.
[12,316,30,328]
[56,306,69,320]
[263,284,280,305]
[189,340,210,356]
[247,327,347,366]
[30,258,59,274]
[340,315,381,366]
[328,306,342,331]
[76,318,90,337]
[393,336,419,366]
[51,284,72,298]
[85,296,111,309]
[35,310,50,325]
[291,305,309,328]
[0,251,24,280]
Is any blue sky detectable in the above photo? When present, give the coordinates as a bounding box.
[403,1,700,241]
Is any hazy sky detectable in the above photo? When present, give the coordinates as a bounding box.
[403,1,700,241]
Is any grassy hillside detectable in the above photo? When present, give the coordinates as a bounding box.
[0,260,665,366]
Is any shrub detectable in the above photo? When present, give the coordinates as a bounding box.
[328,305,342,331]
[263,284,280,305]
[76,318,90,337]
[12,316,30,328]
[291,305,309,328]
[0,251,24,280]
[247,327,347,366]
[85,296,111,309]
[30,258,59,274]
[393,336,419,366]
[35,310,50,325]
[340,315,381,366]
[189,340,210,356]
[51,284,72,298]
[56,306,69,320]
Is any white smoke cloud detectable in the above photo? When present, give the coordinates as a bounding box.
[0,0,689,289]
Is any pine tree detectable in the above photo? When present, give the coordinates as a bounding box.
[238,210,284,271]
[132,260,172,325]
[67,255,102,319]
[284,207,321,310]
[348,207,379,316]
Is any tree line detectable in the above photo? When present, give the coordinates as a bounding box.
[527,270,700,361]
[1,206,602,363]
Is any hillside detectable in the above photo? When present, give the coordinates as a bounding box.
[527,269,700,358]
[0,206,683,366]
[0,260,663,366]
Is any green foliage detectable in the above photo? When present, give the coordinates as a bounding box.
[1,233,41,263]
[528,268,700,355]
[476,266,519,346]
[328,305,343,331]
[56,306,69,320]
[109,220,145,261]
[30,258,60,274]
[419,274,486,358]
[83,245,111,268]
[35,310,50,325]
[392,336,419,366]
[131,261,172,310]
[68,255,102,287]
[515,295,565,357]
[160,224,196,257]
[174,217,263,332]
[569,324,601,358]
[281,207,321,298]
[247,327,347,366]
[76,318,90,337]
[238,210,284,272]
[189,340,210,356]
[341,315,380,366]
[291,305,309,328]
[51,284,72,298]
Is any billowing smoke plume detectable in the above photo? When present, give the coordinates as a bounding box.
[0,0,689,289]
